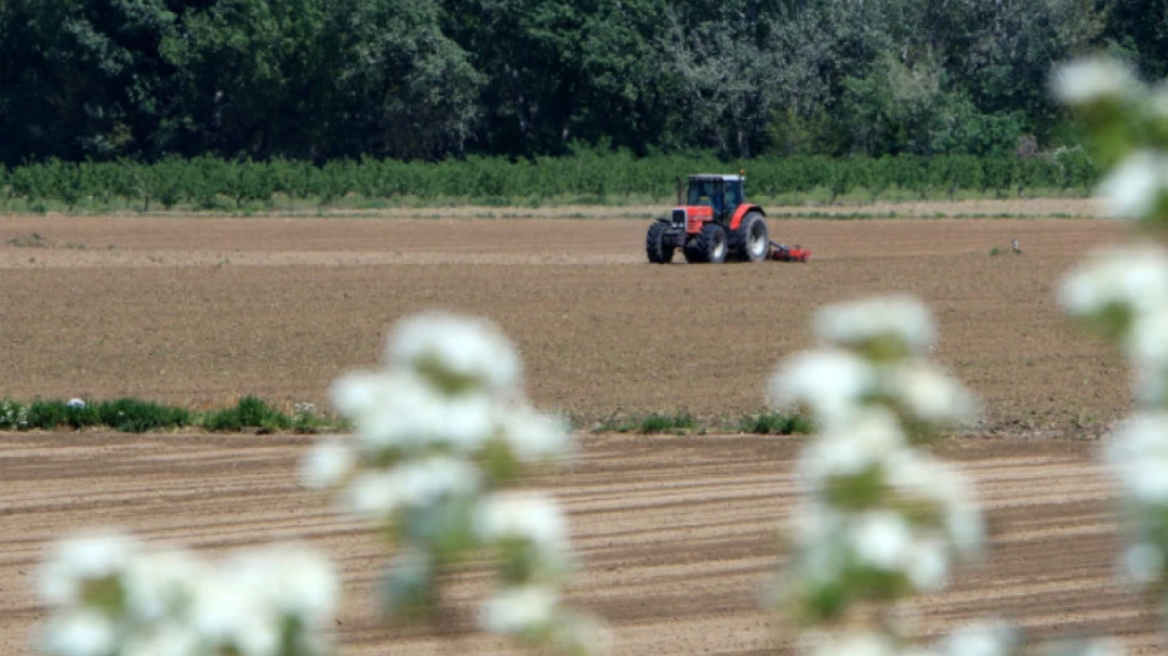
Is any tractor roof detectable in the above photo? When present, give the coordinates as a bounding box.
[688,174,744,182]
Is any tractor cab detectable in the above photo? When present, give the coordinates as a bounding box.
[686,175,744,221]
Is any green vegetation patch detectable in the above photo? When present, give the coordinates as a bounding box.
[0,396,335,434]
[738,412,814,435]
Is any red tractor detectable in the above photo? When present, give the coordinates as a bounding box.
[646,173,770,264]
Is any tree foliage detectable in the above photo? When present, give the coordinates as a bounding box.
[0,0,1140,164]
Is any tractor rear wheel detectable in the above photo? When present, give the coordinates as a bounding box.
[646,222,674,264]
[684,223,727,264]
[731,212,769,262]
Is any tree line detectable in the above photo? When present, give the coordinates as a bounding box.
[0,0,1162,166]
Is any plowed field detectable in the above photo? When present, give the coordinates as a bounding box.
[1,199,1160,654]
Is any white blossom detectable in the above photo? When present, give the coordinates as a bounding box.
[850,510,914,571]
[344,455,480,521]
[299,440,356,490]
[38,609,118,656]
[1124,304,1168,370]
[800,630,903,656]
[388,311,521,393]
[1132,361,1168,408]
[495,405,574,462]
[1051,57,1139,106]
[938,620,1018,656]
[189,573,280,656]
[122,550,204,622]
[1059,243,1168,318]
[547,611,612,656]
[331,370,495,455]
[479,584,559,635]
[1121,541,1164,585]
[39,531,139,605]
[884,360,978,427]
[905,538,951,591]
[885,451,984,555]
[231,546,339,623]
[476,491,569,552]
[1103,413,1168,503]
[798,409,905,489]
[1095,150,1168,221]
[814,296,936,356]
[120,624,203,656]
[770,349,875,427]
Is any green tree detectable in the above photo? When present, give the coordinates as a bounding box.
[0,0,178,165]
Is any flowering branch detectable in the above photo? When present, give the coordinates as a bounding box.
[301,312,606,656]
[766,296,983,636]
[1056,56,1168,610]
[36,531,338,656]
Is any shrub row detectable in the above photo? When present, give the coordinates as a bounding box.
[0,150,1099,212]
[0,397,812,436]
[590,410,813,436]
[0,396,333,434]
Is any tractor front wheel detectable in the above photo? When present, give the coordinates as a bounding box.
[731,212,769,262]
[684,223,728,264]
[646,222,674,264]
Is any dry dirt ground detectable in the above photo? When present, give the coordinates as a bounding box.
[1,199,1161,654]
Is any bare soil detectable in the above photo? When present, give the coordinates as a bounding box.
[0,202,1157,654]
[0,206,1131,433]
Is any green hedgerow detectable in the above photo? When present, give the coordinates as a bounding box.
[97,398,193,433]
[200,396,292,433]
[738,411,813,435]
[638,411,699,435]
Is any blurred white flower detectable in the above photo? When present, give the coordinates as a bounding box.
[1126,304,1168,367]
[476,491,569,553]
[38,609,117,656]
[495,405,574,462]
[1103,412,1168,503]
[1096,150,1168,221]
[344,455,480,521]
[479,584,559,635]
[233,546,339,624]
[122,550,204,622]
[905,538,950,591]
[1059,243,1168,318]
[547,610,613,656]
[770,349,874,427]
[884,361,978,427]
[1132,361,1168,408]
[814,296,936,356]
[39,531,139,605]
[66,398,85,409]
[1121,541,1164,586]
[332,370,495,455]
[938,620,1018,656]
[1051,57,1138,106]
[798,409,904,489]
[850,510,913,571]
[885,451,984,555]
[120,623,202,656]
[800,629,902,656]
[389,311,521,393]
[189,573,280,656]
[300,440,356,490]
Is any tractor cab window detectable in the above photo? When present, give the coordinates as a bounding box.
[687,180,722,208]
[726,181,743,208]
